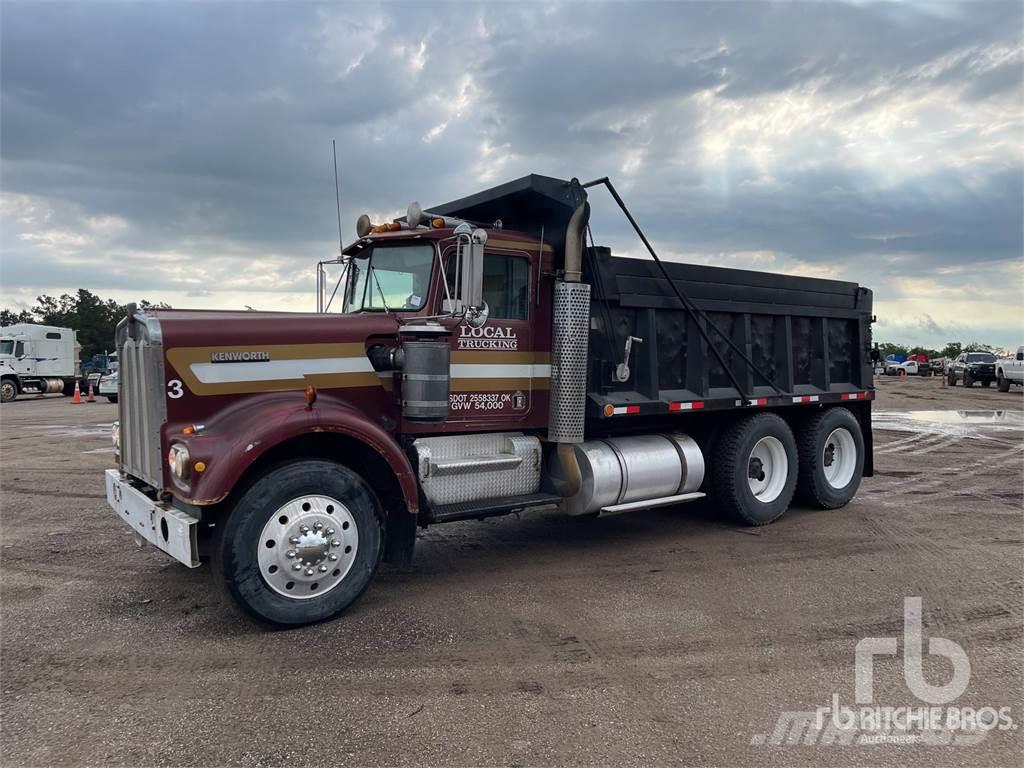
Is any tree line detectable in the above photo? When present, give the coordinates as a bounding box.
[1,289,168,362]
[875,341,1001,360]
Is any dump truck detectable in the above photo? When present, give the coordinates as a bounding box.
[0,324,82,402]
[105,174,875,626]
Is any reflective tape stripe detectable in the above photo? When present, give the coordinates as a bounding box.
[611,405,641,415]
[669,401,704,411]
[791,395,820,403]
[841,392,869,400]
[735,398,768,406]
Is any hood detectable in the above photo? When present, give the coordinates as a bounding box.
[151,308,407,349]
[151,308,408,401]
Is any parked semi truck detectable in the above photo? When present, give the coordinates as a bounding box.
[105,175,875,626]
[0,324,82,403]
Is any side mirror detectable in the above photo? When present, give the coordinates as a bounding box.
[462,228,486,310]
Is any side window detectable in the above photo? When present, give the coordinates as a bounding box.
[45,332,61,340]
[482,255,529,320]
[443,251,530,320]
[14,342,24,357]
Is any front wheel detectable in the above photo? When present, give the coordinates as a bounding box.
[947,371,956,386]
[213,460,384,627]
[712,413,798,526]
[796,407,865,509]
[962,370,973,387]
[0,378,17,403]
[998,373,1010,392]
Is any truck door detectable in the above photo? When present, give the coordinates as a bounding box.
[13,341,33,376]
[446,242,547,430]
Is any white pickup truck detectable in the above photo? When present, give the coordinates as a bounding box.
[996,346,1024,391]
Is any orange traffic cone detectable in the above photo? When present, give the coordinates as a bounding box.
[71,381,82,404]
[87,382,96,403]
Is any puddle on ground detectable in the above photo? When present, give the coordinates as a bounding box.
[873,410,1024,436]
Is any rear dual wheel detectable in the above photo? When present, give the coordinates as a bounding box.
[213,460,384,627]
[713,413,798,526]
[796,407,864,509]
[713,408,864,525]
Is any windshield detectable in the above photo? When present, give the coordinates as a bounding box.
[966,353,996,363]
[342,243,434,313]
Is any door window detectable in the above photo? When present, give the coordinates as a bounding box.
[14,342,24,357]
[483,256,529,320]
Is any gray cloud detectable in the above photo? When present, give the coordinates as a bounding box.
[1,1,1021,345]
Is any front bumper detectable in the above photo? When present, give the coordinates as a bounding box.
[105,469,200,567]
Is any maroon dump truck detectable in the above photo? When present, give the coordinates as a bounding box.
[106,175,875,626]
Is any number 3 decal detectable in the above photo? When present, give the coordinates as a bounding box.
[167,379,184,399]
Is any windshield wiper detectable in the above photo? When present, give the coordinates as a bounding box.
[370,268,392,315]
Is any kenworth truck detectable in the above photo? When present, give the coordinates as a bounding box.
[105,175,875,626]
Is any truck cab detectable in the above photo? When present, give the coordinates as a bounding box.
[0,324,82,402]
[105,174,876,627]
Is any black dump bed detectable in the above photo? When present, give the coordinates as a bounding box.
[583,246,874,418]
[425,172,875,423]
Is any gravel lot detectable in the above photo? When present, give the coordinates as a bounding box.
[2,376,1021,767]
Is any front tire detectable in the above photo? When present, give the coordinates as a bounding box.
[796,407,865,509]
[213,460,384,627]
[0,378,17,403]
[963,370,973,387]
[712,413,798,526]
[998,373,1010,392]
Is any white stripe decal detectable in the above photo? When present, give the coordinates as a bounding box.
[450,364,551,378]
[190,357,373,384]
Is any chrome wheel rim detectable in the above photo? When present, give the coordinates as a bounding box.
[822,428,856,490]
[257,495,358,599]
[747,436,788,503]
[0,382,15,401]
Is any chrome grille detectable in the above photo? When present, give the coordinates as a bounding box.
[117,313,166,488]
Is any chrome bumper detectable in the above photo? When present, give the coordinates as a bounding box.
[105,469,200,568]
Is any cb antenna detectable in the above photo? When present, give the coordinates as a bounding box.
[332,139,344,255]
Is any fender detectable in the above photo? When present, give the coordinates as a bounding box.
[163,391,418,513]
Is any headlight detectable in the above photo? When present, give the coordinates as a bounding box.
[111,422,120,453]
[168,443,191,479]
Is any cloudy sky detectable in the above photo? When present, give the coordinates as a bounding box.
[1,1,1021,348]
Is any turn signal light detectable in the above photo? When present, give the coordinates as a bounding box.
[194,461,207,474]
[431,218,445,228]
[305,385,317,407]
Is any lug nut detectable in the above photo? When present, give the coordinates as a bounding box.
[299,526,310,534]
[289,537,299,545]
[304,568,314,576]
[318,565,328,573]
[325,528,335,536]
[331,539,341,547]
[292,563,302,571]
[328,553,338,562]
[286,550,296,559]
[313,522,323,530]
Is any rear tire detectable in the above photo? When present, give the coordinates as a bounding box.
[712,413,798,526]
[796,407,865,509]
[998,373,1010,392]
[212,460,384,627]
[947,371,956,386]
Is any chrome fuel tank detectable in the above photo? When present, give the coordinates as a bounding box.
[551,434,705,516]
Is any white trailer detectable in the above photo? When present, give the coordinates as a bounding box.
[0,324,82,402]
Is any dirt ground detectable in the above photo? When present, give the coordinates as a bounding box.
[1,376,1021,767]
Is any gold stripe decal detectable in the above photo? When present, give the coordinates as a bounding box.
[167,344,378,396]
